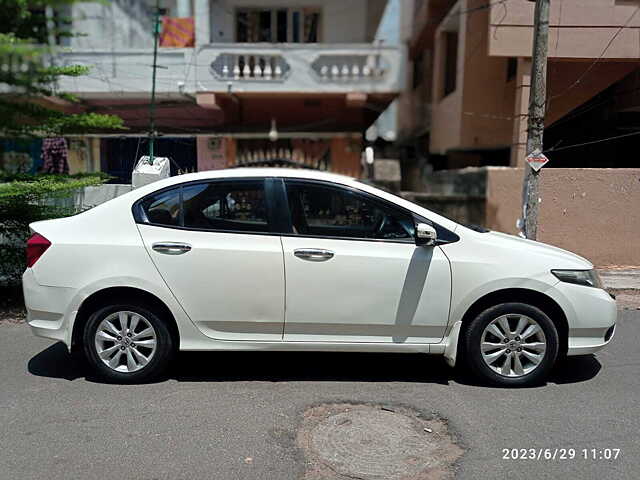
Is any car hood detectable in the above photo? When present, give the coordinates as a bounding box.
[483,230,593,269]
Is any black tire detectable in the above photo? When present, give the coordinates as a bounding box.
[464,302,559,387]
[82,303,174,383]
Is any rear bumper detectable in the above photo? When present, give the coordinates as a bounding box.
[22,269,76,349]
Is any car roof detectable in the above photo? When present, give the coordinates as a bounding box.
[164,167,356,183]
[130,167,363,197]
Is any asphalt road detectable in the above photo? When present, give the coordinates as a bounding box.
[1,309,639,480]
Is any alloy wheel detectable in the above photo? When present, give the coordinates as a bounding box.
[94,311,157,373]
[480,314,547,378]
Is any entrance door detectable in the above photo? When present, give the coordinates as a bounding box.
[281,180,452,344]
[102,137,196,183]
[135,178,285,341]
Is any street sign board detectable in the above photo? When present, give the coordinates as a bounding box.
[525,151,549,172]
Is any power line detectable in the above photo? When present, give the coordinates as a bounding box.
[548,81,640,129]
[543,130,640,153]
[86,108,640,156]
[546,5,640,105]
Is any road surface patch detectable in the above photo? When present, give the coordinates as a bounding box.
[297,403,463,480]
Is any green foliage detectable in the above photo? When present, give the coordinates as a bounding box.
[0,1,120,287]
[0,1,124,136]
[0,173,106,285]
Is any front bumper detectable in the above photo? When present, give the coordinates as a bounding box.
[550,281,617,356]
[567,324,616,355]
[22,269,77,348]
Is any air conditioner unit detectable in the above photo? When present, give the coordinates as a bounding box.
[132,156,170,188]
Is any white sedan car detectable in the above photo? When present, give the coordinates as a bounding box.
[23,168,616,386]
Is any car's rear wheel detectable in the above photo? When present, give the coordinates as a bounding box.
[83,304,174,383]
[464,303,559,387]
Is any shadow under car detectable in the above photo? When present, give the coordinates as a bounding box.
[27,341,602,387]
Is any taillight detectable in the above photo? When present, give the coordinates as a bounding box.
[26,233,51,268]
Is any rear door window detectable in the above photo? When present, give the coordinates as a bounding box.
[137,180,270,233]
[140,187,181,226]
[182,180,269,233]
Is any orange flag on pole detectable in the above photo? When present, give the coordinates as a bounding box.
[160,17,195,47]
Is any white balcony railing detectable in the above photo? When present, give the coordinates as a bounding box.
[210,52,291,81]
[54,43,401,95]
[198,43,400,93]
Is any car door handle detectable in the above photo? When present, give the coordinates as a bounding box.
[294,248,334,262]
[152,242,192,255]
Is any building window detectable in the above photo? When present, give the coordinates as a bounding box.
[12,6,72,46]
[236,8,322,43]
[412,54,424,90]
[443,32,458,97]
[506,57,517,82]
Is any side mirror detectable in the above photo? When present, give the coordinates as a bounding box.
[415,223,437,246]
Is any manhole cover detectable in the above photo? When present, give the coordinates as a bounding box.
[298,403,463,480]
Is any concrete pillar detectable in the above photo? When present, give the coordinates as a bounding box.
[194,0,210,46]
[90,138,101,172]
[197,136,233,170]
[330,136,362,177]
[510,58,531,167]
[177,0,192,17]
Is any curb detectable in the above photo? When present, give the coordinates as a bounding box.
[598,269,640,293]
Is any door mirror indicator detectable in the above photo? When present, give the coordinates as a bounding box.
[415,223,437,246]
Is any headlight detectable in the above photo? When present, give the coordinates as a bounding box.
[551,269,603,288]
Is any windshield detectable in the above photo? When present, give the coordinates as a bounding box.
[356,179,490,232]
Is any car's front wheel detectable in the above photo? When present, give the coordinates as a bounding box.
[83,303,174,383]
[464,303,559,387]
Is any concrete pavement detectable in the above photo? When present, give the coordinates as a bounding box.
[599,268,640,291]
[1,310,638,479]
[598,268,640,309]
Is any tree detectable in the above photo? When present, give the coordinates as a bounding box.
[0,1,121,288]
[0,0,123,136]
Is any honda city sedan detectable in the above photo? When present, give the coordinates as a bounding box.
[23,168,617,386]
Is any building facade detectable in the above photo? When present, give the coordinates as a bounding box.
[401,0,640,171]
[396,0,640,265]
[38,0,403,181]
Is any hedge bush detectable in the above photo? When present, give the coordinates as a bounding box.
[0,172,107,286]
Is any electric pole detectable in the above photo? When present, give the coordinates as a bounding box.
[521,0,550,240]
[148,0,161,164]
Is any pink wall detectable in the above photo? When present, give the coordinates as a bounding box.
[419,0,640,160]
[429,1,464,154]
[489,0,640,59]
[196,136,231,171]
[486,167,640,266]
[429,0,517,155]
[460,0,515,150]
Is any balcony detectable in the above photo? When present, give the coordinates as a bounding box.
[55,49,195,95]
[195,43,401,94]
[55,43,401,97]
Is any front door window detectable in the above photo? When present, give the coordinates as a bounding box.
[285,181,414,241]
